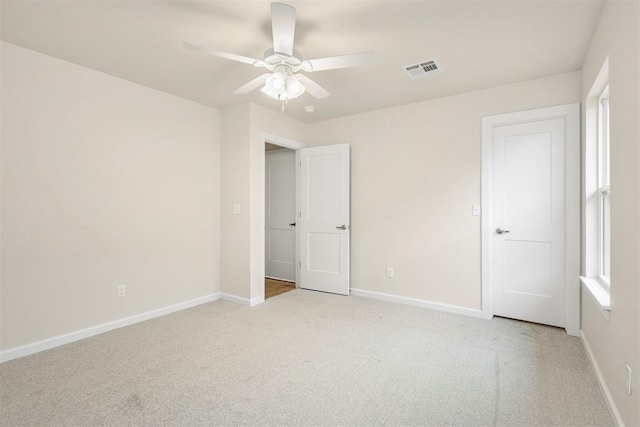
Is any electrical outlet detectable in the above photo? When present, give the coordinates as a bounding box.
[626,365,632,396]
[117,284,126,298]
[386,267,394,278]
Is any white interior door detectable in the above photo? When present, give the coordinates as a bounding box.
[492,119,565,327]
[265,149,296,282]
[299,144,350,295]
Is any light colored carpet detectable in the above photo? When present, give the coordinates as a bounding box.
[1,290,612,426]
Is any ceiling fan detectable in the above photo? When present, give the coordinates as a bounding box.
[185,2,374,102]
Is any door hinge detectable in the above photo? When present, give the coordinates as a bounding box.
[299,211,302,218]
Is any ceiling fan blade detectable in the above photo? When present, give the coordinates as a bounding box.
[301,51,375,72]
[271,2,296,56]
[297,75,330,99]
[234,74,270,94]
[184,42,266,67]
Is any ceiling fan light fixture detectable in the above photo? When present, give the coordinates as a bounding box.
[286,75,302,94]
[261,71,305,100]
[260,83,280,99]
[268,72,285,90]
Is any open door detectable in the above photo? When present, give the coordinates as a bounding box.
[299,144,350,295]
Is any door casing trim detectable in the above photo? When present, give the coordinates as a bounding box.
[481,103,581,336]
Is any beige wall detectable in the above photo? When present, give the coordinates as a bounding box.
[248,104,306,301]
[0,43,221,350]
[305,71,581,310]
[220,104,252,298]
[220,103,305,302]
[580,1,640,425]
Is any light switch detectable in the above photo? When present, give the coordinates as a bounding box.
[472,204,481,216]
[233,204,241,215]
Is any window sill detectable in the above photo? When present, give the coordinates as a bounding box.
[580,276,611,312]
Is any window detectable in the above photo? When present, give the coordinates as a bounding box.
[580,59,610,314]
[598,86,610,286]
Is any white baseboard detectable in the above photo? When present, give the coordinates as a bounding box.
[219,293,264,307]
[0,293,220,364]
[580,331,625,427]
[250,297,265,307]
[350,288,486,319]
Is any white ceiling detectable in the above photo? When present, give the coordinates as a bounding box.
[1,0,604,123]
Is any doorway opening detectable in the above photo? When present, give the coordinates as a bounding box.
[260,133,305,302]
[264,142,297,299]
[259,134,351,303]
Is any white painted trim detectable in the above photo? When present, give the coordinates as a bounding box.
[584,59,610,290]
[580,331,625,427]
[481,117,495,320]
[250,297,265,307]
[580,277,612,322]
[219,293,247,305]
[0,293,220,363]
[295,148,301,288]
[220,293,249,305]
[564,103,581,336]
[481,103,581,336]
[580,276,611,311]
[220,293,265,307]
[259,133,305,302]
[262,132,305,151]
[350,288,488,319]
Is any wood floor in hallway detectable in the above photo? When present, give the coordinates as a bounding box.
[265,278,296,299]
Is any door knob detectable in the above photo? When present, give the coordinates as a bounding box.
[289,222,296,227]
[336,225,348,230]
[495,227,510,235]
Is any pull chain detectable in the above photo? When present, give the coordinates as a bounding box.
[281,97,289,114]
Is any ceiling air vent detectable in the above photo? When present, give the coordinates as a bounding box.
[402,59,442,80]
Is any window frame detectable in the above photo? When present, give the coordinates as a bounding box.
[597,86,610,288]
[580,58,610,315]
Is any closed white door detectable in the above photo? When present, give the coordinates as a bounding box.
[492,119,565,327]
[299,144,350,295]
[265,149,296,282]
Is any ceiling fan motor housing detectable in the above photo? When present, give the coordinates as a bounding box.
[263,48,303,68]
